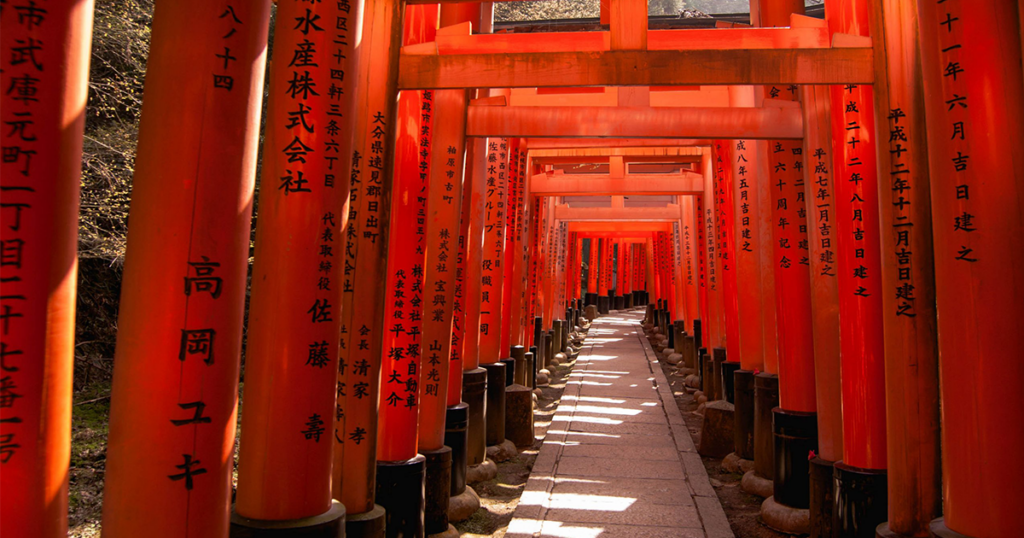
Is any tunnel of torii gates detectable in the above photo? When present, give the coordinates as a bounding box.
[1,0,1022,537]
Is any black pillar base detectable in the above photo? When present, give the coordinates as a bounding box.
[510,345,527,386]
[532,317,543,353]
[700,350,713,395]
[625,294,633,309]
[598,295,610,314]
[482,362,506,446]
[773,408,818,509]
[692,319,702,352]
[544,330,555,366]
[615,295,625,310]
[444,403,469,496]
[463,368,487,466]
[422,447,452,535]
[696,348,707,392]
[500,357,516,388]
[525,349,536,390]
[928,518,975,538]
[810,457,836,538]
[557,319,565,356]
[733,369,755,460]
[754,373,779,481]
[834,461,888,538]
[345,505,386,538]
[666,322,676,349]
[375,455,426,538]
[721,362,740,403]
[231,501,346,538]
[586,292,598,306]
[711,348,726,400]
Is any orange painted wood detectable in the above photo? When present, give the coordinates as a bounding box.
[768,137,816,412]
[447,99,476,403]
[714,141,741,364]
[827,0,887,472]
[397,48,875,90]
[730,131,766,372]
[233,0,350,521]
[375,4,439,464]
[460,136,487,371]
[334,0,405,514]
[420,88,469,449]
[696,192,713,346]
[800,85,844,463]
[533,174,703,196]
[671,225,685,320]
[758,5,812,383]
[466,105,804,140]
[869,0,942,532]
[681,197,700,333]
[587,237,599,295]
[0,2,92,536]
[598,239,610,296]
[409,27,830,55]
[609,0,647,50]
[478,138,510,364]
[917,0,1024,535]
[499,140,522,357]
[507,143,529,346]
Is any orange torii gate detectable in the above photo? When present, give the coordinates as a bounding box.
[7,0,1024,537]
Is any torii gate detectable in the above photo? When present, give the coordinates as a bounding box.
[3,1,1022,538]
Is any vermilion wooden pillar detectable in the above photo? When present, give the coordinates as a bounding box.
[334,0,405,527]
[713,141,740,379]
[729,91,767,376]
[827,0,890,532]
[704,146,725,352]
[419,87,468,537]
[499,140,522,357]
[917,1,1024,537]
[589,234,598,301]
[671,224,685,322]
[508,143,531,347]
[869,1,943,536]
[1,3,92,537]
[681,198,700,333]
[801,83,845,538]
[767,133,818,511]
[233,0,350,531]
[479,137,510,448]
[376,4,437,467]
[479,138,509,365]
[696,193,711,343]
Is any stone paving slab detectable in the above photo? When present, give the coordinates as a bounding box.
[504,310,734,538]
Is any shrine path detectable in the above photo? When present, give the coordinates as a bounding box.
[505,309,734,538]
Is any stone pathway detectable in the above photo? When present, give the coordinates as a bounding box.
[505,310,734,538]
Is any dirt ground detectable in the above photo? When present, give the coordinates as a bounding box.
[454,343,578,538]
[656,355,789,538]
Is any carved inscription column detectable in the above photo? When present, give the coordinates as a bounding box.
[234,0,351,530]
[918,1,1024,536]
[1,2,92,536]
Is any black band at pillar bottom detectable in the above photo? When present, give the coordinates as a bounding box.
[444,403,469,496]
[422,446,452,535]
[230,500,346,538]
[482,362,506,446]
[375,456,426,538]
[732,368,755,460]
[772,408,818,509]
[834,461,888,538]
